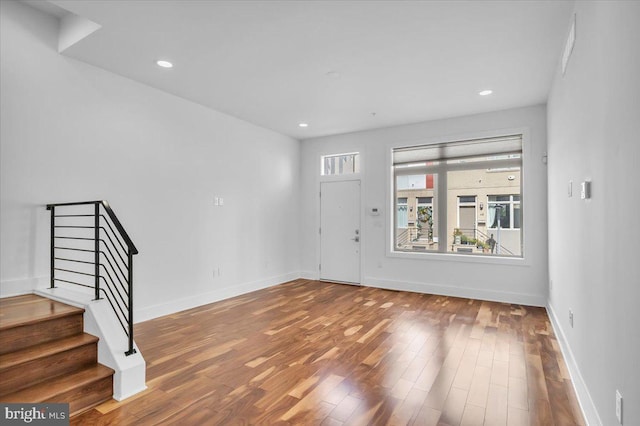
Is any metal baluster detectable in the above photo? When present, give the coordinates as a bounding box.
[94,202,100,300]
[126,251,136,356]
[50,205,55,288]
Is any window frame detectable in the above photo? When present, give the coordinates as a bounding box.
[320,152,360,176]
[387,130,529,264]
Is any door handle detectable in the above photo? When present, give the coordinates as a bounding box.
[351,236,360,242]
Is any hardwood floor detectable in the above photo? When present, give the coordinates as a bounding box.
[72,279,584,425]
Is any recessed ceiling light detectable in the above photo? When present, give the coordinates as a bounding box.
[298,123,309,128]
[479,89,493,96]
[156,60,173,68]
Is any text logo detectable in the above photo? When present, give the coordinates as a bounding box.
[1,404,69,425]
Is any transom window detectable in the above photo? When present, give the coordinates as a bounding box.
[393,135,523,257]
[321,152,360,176]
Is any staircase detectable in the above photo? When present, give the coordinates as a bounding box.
[0,294,114,416]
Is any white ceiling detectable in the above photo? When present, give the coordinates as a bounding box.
[41,1,574,139]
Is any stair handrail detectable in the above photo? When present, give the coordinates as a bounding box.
[46,200,138,254]
[46,200,138,356]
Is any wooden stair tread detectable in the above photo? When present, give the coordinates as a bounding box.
[0,295,116,416]
[0,294,84,330]
[1,364,115,403]
[0,333,98,371]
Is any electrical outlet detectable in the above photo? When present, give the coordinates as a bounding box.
[616,390,623,424]
[569,310,574,328]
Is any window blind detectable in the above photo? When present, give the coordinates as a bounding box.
[393,135,522,166]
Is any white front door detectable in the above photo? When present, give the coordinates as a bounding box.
[320,180,361,284]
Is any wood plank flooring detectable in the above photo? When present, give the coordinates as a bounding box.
[0,293,82,328]
[72,279,584,425]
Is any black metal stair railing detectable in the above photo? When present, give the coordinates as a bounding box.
[46,200,138,356]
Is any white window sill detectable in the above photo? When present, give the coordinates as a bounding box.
[387,249,529,266]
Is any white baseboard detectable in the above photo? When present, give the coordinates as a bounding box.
[0,276,47,298]
[546,302,602,426]
[299,270,319,280]
[363,276,546,307]
[134,271,300,323]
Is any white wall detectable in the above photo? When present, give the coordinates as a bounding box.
[300,105,549,306]
[547,2,640,425]
[0,0,301,320]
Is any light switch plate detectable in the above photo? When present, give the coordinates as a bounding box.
[581,181,591,199]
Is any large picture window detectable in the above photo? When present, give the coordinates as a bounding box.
[393,135,523,257]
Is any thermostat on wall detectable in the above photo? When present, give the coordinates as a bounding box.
[369,207,380,216]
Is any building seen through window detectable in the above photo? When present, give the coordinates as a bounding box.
[393,135,523,257]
